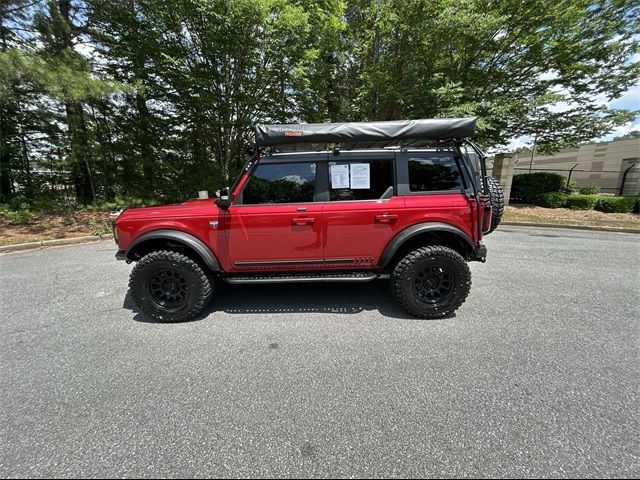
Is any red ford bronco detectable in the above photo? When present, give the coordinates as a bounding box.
[114,118,504,321]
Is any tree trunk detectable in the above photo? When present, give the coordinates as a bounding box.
[95,101,118,197]
[135,92,154,196]
[0,103,14,200]
[326,53,338,122]
[65,101,95,202]
[129,0,155,197]
[19,125,31,194]
[370,0,382,120]
[56,0,94,202]
[0,13,14,200]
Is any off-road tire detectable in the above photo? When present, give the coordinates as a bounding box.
[391,246,471,319]
[129,250,213,322]
[484,175,504,234]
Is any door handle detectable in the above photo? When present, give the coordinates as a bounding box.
[375,214,398,224]
[292,217,315,226]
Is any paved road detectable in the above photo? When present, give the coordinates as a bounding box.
[1,227,639,478]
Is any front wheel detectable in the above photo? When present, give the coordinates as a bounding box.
[129,250,213,322]
[390,246,471,319]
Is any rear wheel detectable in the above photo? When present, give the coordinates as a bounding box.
[129,250,213,322]
[391,246,471,319]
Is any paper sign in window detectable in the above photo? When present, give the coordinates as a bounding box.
[350,163,370,189]
[330,164,349,189]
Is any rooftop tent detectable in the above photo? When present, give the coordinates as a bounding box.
[254,118,476,149]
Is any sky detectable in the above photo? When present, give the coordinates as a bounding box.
[506,84,640,151]
[506,50,640,151]
[599,82,640,140]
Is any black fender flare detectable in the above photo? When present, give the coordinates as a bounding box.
[126,229,221,271]
[379,222,475,269]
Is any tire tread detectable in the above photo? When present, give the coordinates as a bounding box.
[391,245,471,319]
[485,176,504,233]
[129,250,213,322]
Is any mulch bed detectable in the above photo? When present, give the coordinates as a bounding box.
[0,211,113,246]
[507,204,639,223]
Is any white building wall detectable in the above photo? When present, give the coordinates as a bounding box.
[512,138,640,194]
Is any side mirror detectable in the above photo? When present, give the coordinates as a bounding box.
[245,143,257,157]
[215,187,232,208]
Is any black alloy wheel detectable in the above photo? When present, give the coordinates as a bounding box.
[391,245,471,319]
[129,250,213,322]
[412,265,454,305]
[149,268,189,309]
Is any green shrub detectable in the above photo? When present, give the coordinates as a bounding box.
[1,209,34,224]
[536,192,569,208]
[559,178,577,195]
[511,172,572,203]
[595,196,636,213]
[88,196,159,211]
[29,197,74,213]
[566,194,598,210]
[88,217,112,235]
[634,197,640,214]
[579,184,600,195]
[8,195,30,211]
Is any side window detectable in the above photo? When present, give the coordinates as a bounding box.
[329,159,394,201]
[242,162,316,204]
[408,155,463,192]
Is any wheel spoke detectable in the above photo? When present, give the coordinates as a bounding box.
[149,268,189,309]
[412,263,454,304]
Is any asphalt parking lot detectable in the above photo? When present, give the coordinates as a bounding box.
[1,226,639,478]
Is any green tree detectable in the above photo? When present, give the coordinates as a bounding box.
[614,129,640,140]
[89,0,344,197]
[88,0,160,196]
[142,0,328,181]
[1,0,638,206]
[353,0,639,151]
[2,0,126,202]
[35,0,100,202]
[0,1,33,200]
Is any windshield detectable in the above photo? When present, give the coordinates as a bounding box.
[230,155,258,194]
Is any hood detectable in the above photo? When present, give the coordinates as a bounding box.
[116,198,219,221]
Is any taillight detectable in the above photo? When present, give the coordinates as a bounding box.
[482,205,492,234]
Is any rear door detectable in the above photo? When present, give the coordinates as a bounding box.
[322,151,404,268]
[396,150,475,240]
[227,153,328,270]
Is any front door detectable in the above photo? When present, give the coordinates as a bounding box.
[227,157,325,271]
[322,152,404,268]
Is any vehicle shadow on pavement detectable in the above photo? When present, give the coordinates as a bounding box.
[123,280,456,322]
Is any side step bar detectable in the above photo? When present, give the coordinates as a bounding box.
[224,272,381,284]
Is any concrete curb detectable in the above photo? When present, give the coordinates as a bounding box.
[501,221,639,234]
[1,234,114,254]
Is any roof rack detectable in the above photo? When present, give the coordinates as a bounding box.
[254,118,476,150]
